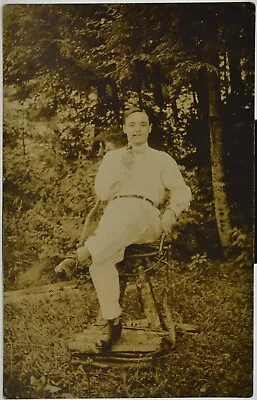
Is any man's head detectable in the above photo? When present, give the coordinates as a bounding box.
[123,107,152,147]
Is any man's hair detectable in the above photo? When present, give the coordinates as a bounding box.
[123,107,150,124]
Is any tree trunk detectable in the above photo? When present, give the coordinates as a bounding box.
[194,71,211,165]
[227,46,244,98]
[208,70,232,251]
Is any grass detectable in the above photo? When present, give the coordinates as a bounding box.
[3,255,253,398]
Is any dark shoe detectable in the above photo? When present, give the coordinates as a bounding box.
[95,317,122,352]
[55,258,77,280]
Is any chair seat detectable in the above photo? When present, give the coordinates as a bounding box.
[124,240,170,259]
[118,238,169,277]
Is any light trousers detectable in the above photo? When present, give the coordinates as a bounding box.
[82,197,162,320]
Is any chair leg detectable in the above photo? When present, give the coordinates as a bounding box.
[119,274,128,305]
[136,264,161,330]
[162,295,176,347]
[162,240,176,346]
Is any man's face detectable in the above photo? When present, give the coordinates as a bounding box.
[123,111,152,147]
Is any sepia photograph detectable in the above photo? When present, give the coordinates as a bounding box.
[2,2,255,398]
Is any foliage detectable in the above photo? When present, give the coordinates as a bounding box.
[26,73,98,159]
[3,107,99,289]
[229,228,253,268]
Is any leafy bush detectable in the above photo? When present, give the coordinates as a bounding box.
[3,114,100,288]
[229,228,253,268]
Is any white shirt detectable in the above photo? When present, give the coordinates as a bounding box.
[94,144,191,217]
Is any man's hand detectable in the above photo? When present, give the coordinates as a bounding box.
[161,208,177,235]
[121,146,135,169]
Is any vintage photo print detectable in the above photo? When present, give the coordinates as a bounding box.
[2,2,255,398]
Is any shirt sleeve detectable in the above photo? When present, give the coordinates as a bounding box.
[160,153,192,216]
[94,150,128,201]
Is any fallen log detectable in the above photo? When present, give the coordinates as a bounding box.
[4,281,91,305]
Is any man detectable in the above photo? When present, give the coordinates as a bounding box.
[56,107,191,352]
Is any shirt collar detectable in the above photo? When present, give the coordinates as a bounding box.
[130,143,149,154]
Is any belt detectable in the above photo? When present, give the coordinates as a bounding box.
[113,195,154,206]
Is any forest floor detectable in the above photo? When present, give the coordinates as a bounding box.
[3,256,254,399]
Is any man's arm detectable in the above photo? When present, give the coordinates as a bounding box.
[160,153,192,233]
[94,150,129,201]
